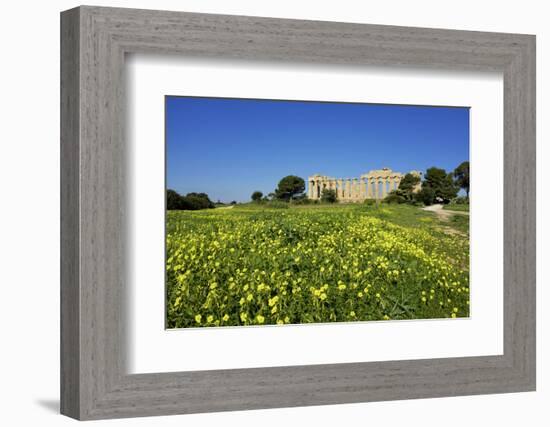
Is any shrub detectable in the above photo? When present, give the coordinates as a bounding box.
[167,190,216,210]
[291,197,313,205]
[384,190,407,204]
[167,189,185,210]
[452,196,469,205]
[320,188,337,203]
[415,187,436,206]
[266,200,290,209]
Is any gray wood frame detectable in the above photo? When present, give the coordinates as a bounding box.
[61,5,536,420]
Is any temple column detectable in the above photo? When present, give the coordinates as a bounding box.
[370,179,375,199]
[359,178,366,200]
[366,178,372,198]
[337,179,344,199]
[345,179,351,201]
[382,180,388,198]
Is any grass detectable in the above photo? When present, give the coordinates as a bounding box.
[448,214,470,235]
[166,203,469,328]
[443,203,470,212]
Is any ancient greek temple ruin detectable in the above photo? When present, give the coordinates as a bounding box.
[307,168,422,202]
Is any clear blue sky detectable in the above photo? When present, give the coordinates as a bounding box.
[166,96,469,203]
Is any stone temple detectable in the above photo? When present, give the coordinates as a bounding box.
[308,167,422,202]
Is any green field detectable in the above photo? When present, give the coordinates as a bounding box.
[166,204,469,328]
[443,203,470,212]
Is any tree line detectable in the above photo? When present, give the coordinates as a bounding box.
[167,161,469,211]
[166,190,215,210]
[251,161,469,206]
[386,161,469,205]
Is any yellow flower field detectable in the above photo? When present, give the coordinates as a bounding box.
[166,204,469,328]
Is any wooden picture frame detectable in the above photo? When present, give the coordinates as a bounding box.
[60,5,536,420]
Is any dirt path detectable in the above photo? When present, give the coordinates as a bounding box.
[422,204,468,220]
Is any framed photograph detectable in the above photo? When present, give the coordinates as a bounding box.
[61,6,535,420]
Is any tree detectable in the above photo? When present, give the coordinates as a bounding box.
[420,167,458,205]
[384,190,407,204]
[166,189,185,210]
[274,175,305,201]
[166,189,215,210]
[396,173,421,202]
[453,161,470,198]
[185,192,215,210]
[415,187,436,206]
[251,191,263,202]
[320,188,337,203]
[399,173,421,192]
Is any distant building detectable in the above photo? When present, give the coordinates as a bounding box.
[308,167,422,202]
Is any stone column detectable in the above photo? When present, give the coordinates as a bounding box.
[345,179,351,201]
[366,178,372,198]
[381,180,387,198]
[337,179,344,199]
[370,179,375,199]
[359,178,365,200]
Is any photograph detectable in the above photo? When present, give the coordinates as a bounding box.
[165,96,470,329]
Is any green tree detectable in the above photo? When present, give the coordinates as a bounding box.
[167,190,215,210]
[399,173,421,192]
[384,190,407,204]
[320,188,337,203]
[274,175,305,201]
[420,167,458,205]
[166,189,185,210]
[453,161,470,198]
[184,192,215,210]
[396,173,421,202]
[415,187,436,206]
[251,191,263,202]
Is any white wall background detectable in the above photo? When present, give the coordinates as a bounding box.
[0,0,546,425]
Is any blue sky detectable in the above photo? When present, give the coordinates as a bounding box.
[166,96,469,202]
